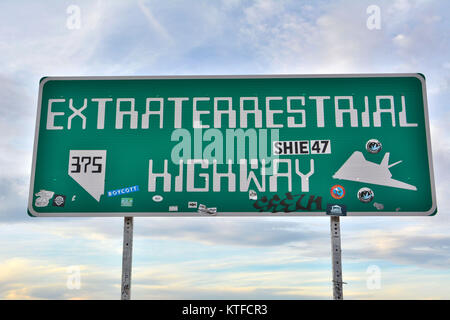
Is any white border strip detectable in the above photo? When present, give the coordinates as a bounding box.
[28,74,436,217]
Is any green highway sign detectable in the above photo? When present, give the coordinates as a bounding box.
[28,74,436,217]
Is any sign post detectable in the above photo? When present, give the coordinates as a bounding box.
[330,216,343,300]
[121,217,133,300]
[28,74,436,299]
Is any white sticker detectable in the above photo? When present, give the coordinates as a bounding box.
[68,150,106,202]
[34,190,54,207]
[152,195,163,202]
[273,140,309,155]
[310,140,331,154]
[249,190,257,200]
[373,202,384,210]
[188,201,198,208]
[197,204,217,215]
[273,140,331,155]
[169,206,178,211]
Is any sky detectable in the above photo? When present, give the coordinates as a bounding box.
[0,0,449,299]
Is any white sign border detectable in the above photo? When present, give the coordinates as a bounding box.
[28,73,437,217]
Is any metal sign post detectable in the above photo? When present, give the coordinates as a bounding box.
[121,217,133,300]
[330,216,343,300]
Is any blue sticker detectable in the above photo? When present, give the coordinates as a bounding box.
[107,185,139,197]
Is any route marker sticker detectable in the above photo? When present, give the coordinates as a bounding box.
[28,74,436,216]
[68,150,106,201]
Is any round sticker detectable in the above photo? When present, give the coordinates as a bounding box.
[366,139,382,154]
[357,187,374,203]
[54,195,65,206]
[152,195,163,202]
[330,185,345,199]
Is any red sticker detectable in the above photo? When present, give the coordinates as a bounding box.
[330,185,345,199]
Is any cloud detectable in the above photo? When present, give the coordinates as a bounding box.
[343,226,450,269]
[0,255,333,299]
[134,218,326,247]
[2,237,450,299]
[0,0,450,300]
[15,217,324,248]
[0,76,35,222]
[137,0,173,43]
[0,257,120,299]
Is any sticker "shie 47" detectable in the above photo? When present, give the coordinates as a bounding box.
[273,140,331,155]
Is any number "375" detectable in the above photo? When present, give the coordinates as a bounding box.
[70,156,103,173]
